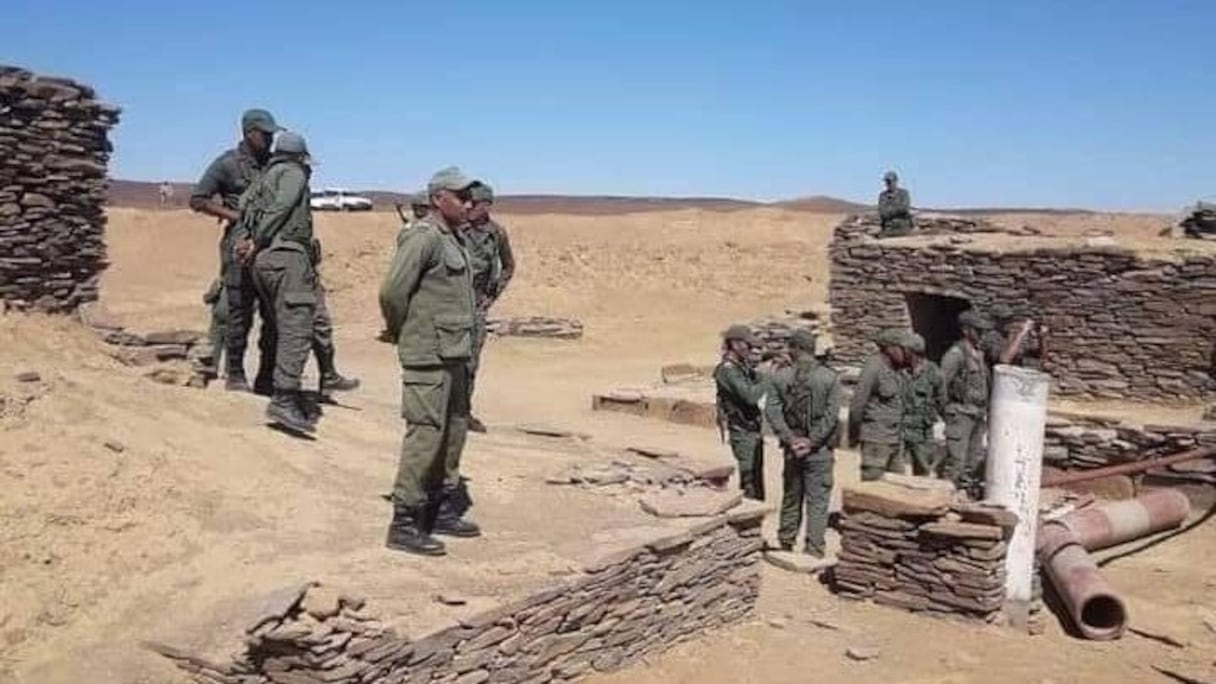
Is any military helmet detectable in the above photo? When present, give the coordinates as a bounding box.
[410,190,429,208]
[723,324,760,346]
[470,182,494,204]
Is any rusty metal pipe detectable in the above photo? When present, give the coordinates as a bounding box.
[1058,489,1191,552]
[1041,448,1216,488]
[1037,522,1128,640]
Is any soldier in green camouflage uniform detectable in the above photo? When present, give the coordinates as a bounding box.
[982,303,1047,371]
[765,330,841,557]
[941,311,992,496]
[848,328,908,481]
[380,167,481,556]
[714,325,767,501]
[463,182,516,434]
[189,109,281,392]
[877,170,913,236]
[901,332,944,477]
[242,132,319,434]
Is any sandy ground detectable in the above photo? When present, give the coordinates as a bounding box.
[1,206,1212,683]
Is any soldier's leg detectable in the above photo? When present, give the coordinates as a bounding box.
[908,437,935,477]
[777,452,805,550]
[887,441,908,475]
[860,442,891,482]
[223,261,255,384]
[252,272,277,395]
[253,250,316,433]
[466,312,488,432]
[730,430,764,501]
[804,453,835,557]
[435,362,480,536]
[942,410,970,487]
[965,416,989,497]
[202,279,227,378]
[388,365,451,555]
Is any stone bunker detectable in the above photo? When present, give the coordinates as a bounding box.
[829,214,1216,402]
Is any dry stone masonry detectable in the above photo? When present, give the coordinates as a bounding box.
[152,507,766,684]
[831,478,1020,624]
[829,214,1216,401]
[487,316,584,340]
[0,65,119,312]
[1044,411,1216,471]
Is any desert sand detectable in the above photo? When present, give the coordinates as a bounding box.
[1,205,1212,684]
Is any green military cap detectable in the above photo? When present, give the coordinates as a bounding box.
[410,190,429,208]
[873,328,906,348]
[427,166,477,195]
[241,108,282,134]
[990,303,1014,321]
[470,182,494,204]
[883,170,899,182]
[958,310,993,331]
[902,331,926,354]
[723,324,760,346]
[789,329,816,353]
[274,130,309,157]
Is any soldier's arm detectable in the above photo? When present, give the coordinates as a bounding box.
[848,359,877,442]
[495,223,516,296]
[809,374,842,449]
[379,228,436,339]
[189,153,240,223]
[940,349,961,404]
[718,362,765,407]
[250,166,306,249]
[762,371,795,446]
[877,192,895,220]
[931,366,946,419]
[1000,321,1034,365]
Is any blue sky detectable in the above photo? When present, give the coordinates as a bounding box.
[5,0,1214,209]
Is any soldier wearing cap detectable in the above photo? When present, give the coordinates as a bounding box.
[380,166,481,556]
[239,131,321,434]
[714,324,768,501]
[982,303,1047,371]
[765,329,841,557]
[463,182,516,434]
[848,328,908,481]
[941,310,992,495]
[901,331,944,477]
[878,170,913,236]
[190,108,282,392]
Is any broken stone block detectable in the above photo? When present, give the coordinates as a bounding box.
[144,329,205,345]
[639,489,742,518]
[842,481,952,518]
[763,550,836,575]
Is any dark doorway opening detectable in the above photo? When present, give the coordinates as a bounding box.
[904,292,972,363]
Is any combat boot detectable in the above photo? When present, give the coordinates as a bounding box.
[252,371,275,397]
[467,415,488,434]
[317,348,360,392]
[298,392,323,426]
[266,391,315,435]
[225,372,251,392]
[385,506,446,556]
[432,483,482,538]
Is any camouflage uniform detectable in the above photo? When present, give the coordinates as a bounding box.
[941,312,992,494]
[848,329,907,481]
[901,334,944,477]
[877,171,913,236]
[765,332,840,556]
[714,325,767,501]
[464,184,516,418]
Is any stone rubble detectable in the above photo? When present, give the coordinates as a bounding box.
[487,316,584,340]
[1045,412,1216,471]
[77,301,212,387]
[154,509,766,684]
[829,213,1216,401]
[831,478,1016,623]
[0,65,120,313]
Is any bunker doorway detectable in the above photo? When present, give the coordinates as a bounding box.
[904,293,972,363]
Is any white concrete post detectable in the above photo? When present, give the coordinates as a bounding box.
[984,365,1050,608]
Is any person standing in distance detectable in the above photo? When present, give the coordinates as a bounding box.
[877,170,913,236]
[380,167,481,556]
[714,325,767,501]
[463,182,516,434]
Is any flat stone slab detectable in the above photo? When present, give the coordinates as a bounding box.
[626,445,680,459]
[639,489,743,518]
[144,329,205,345]
[880,473,956,493]
[920,521,1004,541]
[515,424,587,439]
[763,550,837,575]
[951,502,1019,528]
[842,481,953,518]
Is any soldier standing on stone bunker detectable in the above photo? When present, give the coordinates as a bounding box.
[189,109,281,390]
[714,325,768,501]
[877,170,913,236]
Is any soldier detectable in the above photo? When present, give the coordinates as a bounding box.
[464,182,516,434]
[380,167,481,556]
[159,181,174,207]
[901,332,944,477]
[877,170,913,236]
[765,330,841,557]
[848,328,907,481]
[241,131,318,434]
[200,279,227,380]
[983,303,1047,370]
[941,311,992,496]
[394,191,431,248]
[713,325,767,501]
[189,108,281,393]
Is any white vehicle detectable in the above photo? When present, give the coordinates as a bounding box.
[309,188,373,212]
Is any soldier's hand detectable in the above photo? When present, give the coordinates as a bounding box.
[791,437,813,457]
[1020,320,1034,335]
[233,238,256,265]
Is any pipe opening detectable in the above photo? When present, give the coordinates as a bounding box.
[1080,595,1127,633]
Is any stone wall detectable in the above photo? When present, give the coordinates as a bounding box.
[829,214,1216,401]
[1045,411,1216,471]
[152,506,765,684]
[0,65,119,312]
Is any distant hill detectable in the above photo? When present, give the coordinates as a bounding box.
[104,179,1095,217]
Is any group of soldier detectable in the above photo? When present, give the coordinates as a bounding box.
[715,303,1044,557]
[189,109,515,557]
